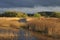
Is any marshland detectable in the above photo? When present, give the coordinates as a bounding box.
[0,11,60,40]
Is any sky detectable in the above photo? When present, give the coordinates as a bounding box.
[0,0,60,7]
[0,0,60,13]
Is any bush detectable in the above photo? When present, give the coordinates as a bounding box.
[33,13,41,17]
[54,12,60,18]
[16,12,28,18]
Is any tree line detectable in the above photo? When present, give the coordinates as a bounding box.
[0,11,60,18]
[0,11,27,18]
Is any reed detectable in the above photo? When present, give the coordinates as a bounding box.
[27,17,60,37]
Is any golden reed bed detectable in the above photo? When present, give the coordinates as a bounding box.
[26,17,60,37]
[0,17,20,40]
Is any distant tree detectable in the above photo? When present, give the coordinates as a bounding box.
[54,12,60,18]
[38,12,57,17]
[22,13,28,18]
[0,13,3,17]
[0,11,28,18]
[33,13,41,17]
[16,12,28,18]
[2,11,17,17]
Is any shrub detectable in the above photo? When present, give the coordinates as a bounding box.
[16,12,28,18]
[54,12,60,18]
[33,13,41,18]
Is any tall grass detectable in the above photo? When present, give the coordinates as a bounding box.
[0,19,20,40]
[0,33,18,40]
[27,17,60,37]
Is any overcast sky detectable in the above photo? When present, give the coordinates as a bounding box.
[0,0,60,8]
[0,0,60,13]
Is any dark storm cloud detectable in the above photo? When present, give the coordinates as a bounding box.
[0,0,60,8]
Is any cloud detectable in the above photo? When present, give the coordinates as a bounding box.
[0,6,60,13]
[0,0,60,8]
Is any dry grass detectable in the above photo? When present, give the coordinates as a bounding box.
[0,33,17,40]
[0,17,22,40]
[26,17,60,37]
[25,17,60,40]
[0,17,60,40]
[0,20,20,30]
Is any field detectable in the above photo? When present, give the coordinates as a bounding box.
[0,17,60,40]
[0,17,27,40]
[25,17,60,40]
